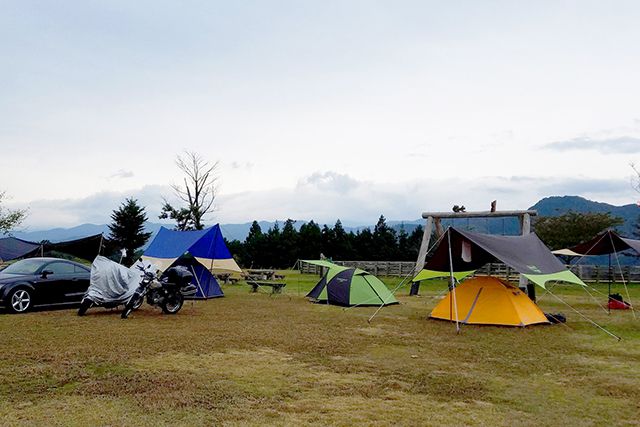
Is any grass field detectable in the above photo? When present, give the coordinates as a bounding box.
[0,272,639,426]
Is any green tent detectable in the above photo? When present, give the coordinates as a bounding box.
[303,260,398,307]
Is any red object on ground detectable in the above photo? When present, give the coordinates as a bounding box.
[608,299,631,310]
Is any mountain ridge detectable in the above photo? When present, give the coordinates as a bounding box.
[9,195,640,243]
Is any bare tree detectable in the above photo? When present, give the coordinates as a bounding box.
[0,191,27,236]
[160,151,220,230]
[631,163,640,195]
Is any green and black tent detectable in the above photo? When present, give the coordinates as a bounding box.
[304,260,398,307]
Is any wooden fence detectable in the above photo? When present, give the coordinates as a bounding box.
[299,260,640,283]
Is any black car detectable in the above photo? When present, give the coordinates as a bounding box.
[0,257,90,313]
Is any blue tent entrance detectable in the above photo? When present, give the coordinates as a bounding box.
[142,225,241,299]
[171,256,224,299]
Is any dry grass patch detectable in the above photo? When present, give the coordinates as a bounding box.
[0,271,638,425]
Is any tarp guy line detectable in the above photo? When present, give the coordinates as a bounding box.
[609,232,636,319]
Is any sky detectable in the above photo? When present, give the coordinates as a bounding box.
[2,0,640,230]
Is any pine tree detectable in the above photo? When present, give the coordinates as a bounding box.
[372,215,398,260]
[280,219,299,267]
[332,219,354,259]
[265,222,282,267]
[108,198,152,265]
[354,228,373,260]
[298,221,322,260]
[407,225,424,260]
[321,224,336,258]
[244,221,265,267]
[397,224,410,260]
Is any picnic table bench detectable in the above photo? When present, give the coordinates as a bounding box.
[215,273,239,284]
[245,269,276,280]
[247,280,286,295]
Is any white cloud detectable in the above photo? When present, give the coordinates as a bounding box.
[6,173,637,230]
[10,185,172,230]
[544,136,640,154]
[109,169,134,179]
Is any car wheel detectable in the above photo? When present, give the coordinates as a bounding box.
[8,288,32,313]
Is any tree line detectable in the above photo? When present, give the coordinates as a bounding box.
[2,149,632,269]
[225,216,425,269]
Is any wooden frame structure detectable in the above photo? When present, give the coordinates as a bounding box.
[412,209,538,298]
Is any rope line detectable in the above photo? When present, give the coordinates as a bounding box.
[608,233,636,319]
[547,290,621,341]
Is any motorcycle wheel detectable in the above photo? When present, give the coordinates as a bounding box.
[161,293,184,314]
[131,295,144,310]
[121,294,142,319]
[77,298,93,316]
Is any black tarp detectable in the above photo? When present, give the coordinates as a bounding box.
[565,230,640,256]
[44,234,116,261]
[425,227,568,275]
[0,237,41,261]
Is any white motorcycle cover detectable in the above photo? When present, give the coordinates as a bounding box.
[86,256,149,304]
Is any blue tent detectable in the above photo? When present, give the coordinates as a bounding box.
[0,237,41,262]
[141,225,241,299]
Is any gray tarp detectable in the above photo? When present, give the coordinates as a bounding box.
[85,256,147,304]
[425,227,570,275]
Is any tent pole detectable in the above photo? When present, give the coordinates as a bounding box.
[566,233,608,273]
[608,234,636,319]
[608,253,612,315]
[447,230,460,333]
[190,265,207,299]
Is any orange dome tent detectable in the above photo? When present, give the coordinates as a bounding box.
[430,276,549,327]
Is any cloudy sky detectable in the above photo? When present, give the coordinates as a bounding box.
[2,1,640,230]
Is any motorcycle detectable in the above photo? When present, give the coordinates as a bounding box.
[121,264,197,319]
[78,256,148,316]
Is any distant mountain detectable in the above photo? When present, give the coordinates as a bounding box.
[10,195,639,244]
[13,224,110,243]
[12,223,166,243]
[530,196,639,237]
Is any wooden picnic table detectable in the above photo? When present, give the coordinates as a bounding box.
[243,270,286,281]
[214,273,239,284]
[246,269,276,280]
[247,280,286,295]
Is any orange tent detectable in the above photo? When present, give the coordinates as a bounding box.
[430,276,549,327]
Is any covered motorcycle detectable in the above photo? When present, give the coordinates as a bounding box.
[120,265,197,318]
[78,256,155,315]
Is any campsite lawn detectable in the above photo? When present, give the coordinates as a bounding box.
[0,271,638,426]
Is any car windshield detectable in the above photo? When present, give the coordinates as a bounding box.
[1,259,48,275]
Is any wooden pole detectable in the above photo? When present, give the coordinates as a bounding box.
[411,216,434,295]
[518,213,536,300]
[414,209,538,297]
